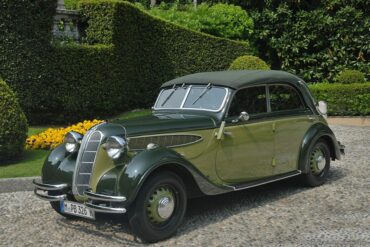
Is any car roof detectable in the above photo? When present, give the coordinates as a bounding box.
[161,70,303,89]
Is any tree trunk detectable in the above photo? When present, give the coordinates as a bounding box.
[193,0,197,8]
[150,0,156,7]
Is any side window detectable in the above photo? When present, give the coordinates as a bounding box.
[228,86,267,117]
[269,85,305,112]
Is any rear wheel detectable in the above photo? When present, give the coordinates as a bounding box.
[128,171,187,243]
[303,140,331,187]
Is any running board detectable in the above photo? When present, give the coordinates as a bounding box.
[233,170,302,191]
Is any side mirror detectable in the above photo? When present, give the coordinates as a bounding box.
[317,101,327,118]
[239,111,250,122]
[232,111,250,123]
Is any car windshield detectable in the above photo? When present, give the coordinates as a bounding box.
[154,85,228,111]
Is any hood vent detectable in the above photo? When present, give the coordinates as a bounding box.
[128,134,202,150]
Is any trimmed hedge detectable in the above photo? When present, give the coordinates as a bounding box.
[80,0,251,107]
[0,80,28,163]
[1,0,250,124]
[229,55,270,70]
[309,82,370,116]
[336,70,366,84]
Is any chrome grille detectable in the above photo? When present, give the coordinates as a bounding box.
[128,134,202,150]
[73,130,103,196]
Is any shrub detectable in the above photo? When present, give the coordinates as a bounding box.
[229,55,270,70]
[0,80,28,163]
[146,3,254,41]
[251,3,369,82]
[336,69,365,84]
[26,119,104,150]
[309,82,370,116]
[1,0,250,124]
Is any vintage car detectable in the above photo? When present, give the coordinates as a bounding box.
[33,70,344,242]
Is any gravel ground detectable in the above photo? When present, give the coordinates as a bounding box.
[0,125,369,246]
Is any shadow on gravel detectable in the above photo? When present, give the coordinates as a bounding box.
[55,167,347,245]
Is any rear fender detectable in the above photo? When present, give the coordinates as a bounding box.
[299,123,341,173]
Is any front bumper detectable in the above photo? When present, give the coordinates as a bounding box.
[33,179,127,214]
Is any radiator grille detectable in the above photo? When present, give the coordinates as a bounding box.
[128,134,202,150]
[74,130,102,195]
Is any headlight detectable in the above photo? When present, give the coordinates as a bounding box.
[104,136,127,160]
[64,131,83,153]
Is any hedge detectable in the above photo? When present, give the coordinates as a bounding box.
[81,0,251,107]
[309,82,370,116]
[0,0,250,124]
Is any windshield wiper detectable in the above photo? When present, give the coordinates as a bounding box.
[161,85,178,106]
[192,83,212,105]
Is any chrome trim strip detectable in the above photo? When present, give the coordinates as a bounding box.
[154,86,229,112]
[85,191,126,202]
[33,179,68,191]
[128,134,203,151]
[233,171,302,191]
[34,189,66,201]
[85,202,126,214]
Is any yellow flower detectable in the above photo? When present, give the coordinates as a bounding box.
[26,119,104,150]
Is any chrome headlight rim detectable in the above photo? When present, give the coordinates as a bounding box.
[64,131,83,153]
[104,136,127,160]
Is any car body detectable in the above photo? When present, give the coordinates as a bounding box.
[33,70,345,242]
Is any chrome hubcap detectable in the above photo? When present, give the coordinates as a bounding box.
[310,148,326,175]
[157,196,175,219]
[147,187,175,224]
[316,155,325,170]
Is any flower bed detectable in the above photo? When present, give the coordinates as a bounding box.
[26,119,104,150]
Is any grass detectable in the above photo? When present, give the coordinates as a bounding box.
[0,150,49,178]
[0,109,150,179]
[28,126,48,136]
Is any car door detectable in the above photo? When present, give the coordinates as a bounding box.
[216,86,275,183]
[268,84,314,175]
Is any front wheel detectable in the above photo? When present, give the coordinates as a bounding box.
[302,140,331,187]
[128,171,187,243]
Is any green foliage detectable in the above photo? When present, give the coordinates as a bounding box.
[229,55,270,70]
[80,0,250,108]
[65,0,81,9]
[336,69,365,84]
[251,3,369,82]
[146,3,254,40]
[0,80,28,163]
[309,82,370,116]
[0,0,250,124]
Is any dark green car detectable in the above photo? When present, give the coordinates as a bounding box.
[34,70,344,243]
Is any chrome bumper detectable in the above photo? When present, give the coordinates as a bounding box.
[33,179,127,214]
[33,179,68,202]
[84,190,127,214]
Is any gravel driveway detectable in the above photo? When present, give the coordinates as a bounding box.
[1,125,369,246]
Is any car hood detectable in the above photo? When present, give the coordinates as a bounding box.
[110,112,217,137]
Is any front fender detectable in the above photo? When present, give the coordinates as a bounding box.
[41,144,76,185]
[299,123,341,173]
[95,147,232,206]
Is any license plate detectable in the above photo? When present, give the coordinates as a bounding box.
[60,200,95,220]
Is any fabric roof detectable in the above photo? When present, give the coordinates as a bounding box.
[161,70,302,89]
